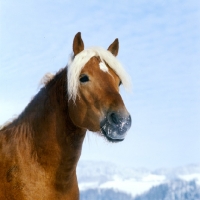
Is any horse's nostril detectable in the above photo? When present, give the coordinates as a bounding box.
[108,112,121,125]
[107,112,131,131]
[110,113,118,124]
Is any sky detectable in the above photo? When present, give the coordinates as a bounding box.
[0,0,200,169]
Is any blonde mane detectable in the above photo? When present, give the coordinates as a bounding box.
[67,47,131,101]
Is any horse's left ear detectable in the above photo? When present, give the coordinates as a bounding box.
[107,38,119,56]
[73,32,84,56]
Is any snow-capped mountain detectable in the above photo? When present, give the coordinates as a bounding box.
[77,160,200,199]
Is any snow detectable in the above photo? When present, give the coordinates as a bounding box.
[79,173,167,197]
[99,176,166,197]
[178,174,200,185]
[77,161,200,198]
[79,182,99,190]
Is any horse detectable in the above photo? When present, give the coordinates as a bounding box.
[0,32,132,200]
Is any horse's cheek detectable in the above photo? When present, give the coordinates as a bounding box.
[68,99,86,128]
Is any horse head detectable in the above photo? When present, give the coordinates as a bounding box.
[68,32,131,142]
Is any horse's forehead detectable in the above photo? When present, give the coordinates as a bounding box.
[80,56,98,72]
[81,56,110,74]
[82,57,119,81]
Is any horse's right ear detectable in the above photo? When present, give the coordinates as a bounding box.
[73,32,84,56]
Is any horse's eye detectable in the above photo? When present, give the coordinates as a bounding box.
[80,75,89,83]
[119,80,122,86]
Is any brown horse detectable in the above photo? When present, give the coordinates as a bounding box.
[0,32,131,200]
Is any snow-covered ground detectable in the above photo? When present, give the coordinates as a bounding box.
[77,161,200,198]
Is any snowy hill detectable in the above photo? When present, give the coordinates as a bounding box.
[77,161,200,199]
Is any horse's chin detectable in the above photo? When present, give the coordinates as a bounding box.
[100,128,125,143]
[100,122,126,143]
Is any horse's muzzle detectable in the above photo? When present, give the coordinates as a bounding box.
[100,112,131,142]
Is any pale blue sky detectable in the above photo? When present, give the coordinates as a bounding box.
[0,0,200,169]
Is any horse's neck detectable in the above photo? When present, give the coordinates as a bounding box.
[12,68,86,181]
